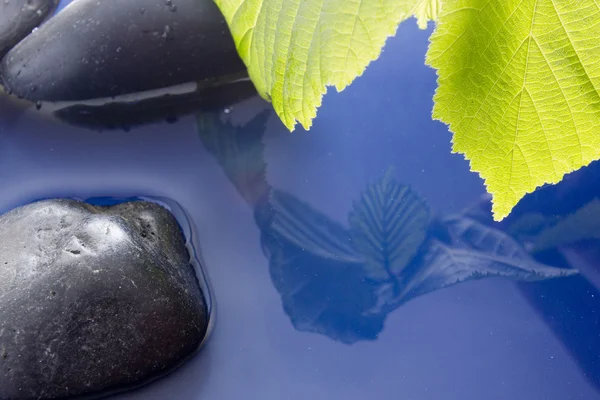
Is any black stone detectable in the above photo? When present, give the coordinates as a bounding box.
[0,0,58,60]
[0,0,247,102]
[0,199,209,400]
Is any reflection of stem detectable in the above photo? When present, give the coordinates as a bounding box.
[559,246,600,291]
[196,109,272,209]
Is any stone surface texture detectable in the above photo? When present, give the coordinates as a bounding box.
[0,199,208,400]
[0,0,246,101]
[0,0,58,59]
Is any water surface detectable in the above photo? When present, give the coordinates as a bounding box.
[0,15,598,400]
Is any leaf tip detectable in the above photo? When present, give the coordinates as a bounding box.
[491,205,509,222]
[415,17,430,30]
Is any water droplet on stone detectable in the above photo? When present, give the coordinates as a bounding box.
[161,25,173,40]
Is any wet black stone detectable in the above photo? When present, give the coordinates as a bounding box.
[0,0,58,59]
[0,199,208,400]
[1,0,247,102]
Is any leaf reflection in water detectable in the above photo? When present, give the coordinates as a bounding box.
[197,108,578,344]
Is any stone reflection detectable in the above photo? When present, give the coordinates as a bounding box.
[52,79,257,131]
[197,110,578,345]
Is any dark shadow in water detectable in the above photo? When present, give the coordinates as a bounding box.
[196,109,582,350]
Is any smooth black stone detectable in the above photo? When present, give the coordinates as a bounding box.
[0,199,208,400]
[1,0,247,102]
[0,0,58,59]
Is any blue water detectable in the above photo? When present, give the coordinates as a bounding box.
[1,4,600,399]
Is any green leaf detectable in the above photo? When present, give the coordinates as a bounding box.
[426,0,600,221]
[213,0,440,131]
[412,0,442,29]
[348,168,430,281]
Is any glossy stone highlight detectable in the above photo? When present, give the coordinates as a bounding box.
[0,199,208,399]
[0,0,58,59]
[0,0,247,102]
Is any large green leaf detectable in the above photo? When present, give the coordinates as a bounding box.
[411,0,441,29]
[213,0,439,130]
[426,0,600,221]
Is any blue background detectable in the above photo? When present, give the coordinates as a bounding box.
[0,2,599,399]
